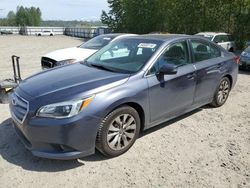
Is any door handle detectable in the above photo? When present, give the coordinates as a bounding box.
[187,73,196,80]
[216,63,223,69]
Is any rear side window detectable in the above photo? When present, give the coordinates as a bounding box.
[191,40,221,62]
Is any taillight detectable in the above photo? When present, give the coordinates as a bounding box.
[234,56,240,64]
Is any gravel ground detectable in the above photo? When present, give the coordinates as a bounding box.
[0,35,249,188]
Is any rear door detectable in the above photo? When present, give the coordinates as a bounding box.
[189,39,225,104]
[146,40,196,124]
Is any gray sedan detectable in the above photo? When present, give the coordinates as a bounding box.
[9,34,238,159]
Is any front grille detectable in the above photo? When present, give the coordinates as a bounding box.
[41,57,57,69]
[11,93,29,123]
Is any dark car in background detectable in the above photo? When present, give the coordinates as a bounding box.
[10,34,238,159]
[239,45,250,70]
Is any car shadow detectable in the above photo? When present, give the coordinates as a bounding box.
[140,108,202,138]
[0,108,203,169]
[0,118,83,172]
[239,70,250,75]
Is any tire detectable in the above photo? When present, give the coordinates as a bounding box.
[38,34,41,36]
[50,34,53,36]
[210,77,231,107]
[229,48,234,52]
[96,106,141,157]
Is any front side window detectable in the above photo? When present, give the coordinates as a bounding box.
[191,40,221,62]
[148,41,190,74]
[86,38,163,74]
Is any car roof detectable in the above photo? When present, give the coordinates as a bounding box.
[99,33,134,38]
[196,32,231,36]
[123,34,199,42]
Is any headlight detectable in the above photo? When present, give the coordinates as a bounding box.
[36,96,94,118]
[56,59,76,66]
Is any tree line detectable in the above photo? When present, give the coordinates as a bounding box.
[0,6,42,26]
[101,0,250,49]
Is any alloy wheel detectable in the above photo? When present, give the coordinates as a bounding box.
[217,79,230,105]
[107,114,136,150]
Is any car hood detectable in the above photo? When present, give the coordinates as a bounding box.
[43,47,97,62]
[18,63,130,100]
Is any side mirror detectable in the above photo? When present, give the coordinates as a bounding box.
[159,63,178,75]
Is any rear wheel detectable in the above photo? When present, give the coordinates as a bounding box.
[96,106,140,157]
[210,77,231,107]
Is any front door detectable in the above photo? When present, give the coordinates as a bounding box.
[146,40,196,124]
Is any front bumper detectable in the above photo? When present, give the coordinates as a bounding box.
[11,111,102,160]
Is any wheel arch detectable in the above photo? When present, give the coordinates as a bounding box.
[223,74,233,90]
[106,102,145,133]
[229,47,234,52]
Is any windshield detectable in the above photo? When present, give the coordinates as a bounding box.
[244,46,250,53]
[197,34,213,41]
[85,38,163,74]
[79,35,116,50]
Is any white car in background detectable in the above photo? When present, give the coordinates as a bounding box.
[196,32,236,52]
[36,30,54,36]
[41,33,135,69]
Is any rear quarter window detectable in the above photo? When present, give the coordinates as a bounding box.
[191,40,221,62]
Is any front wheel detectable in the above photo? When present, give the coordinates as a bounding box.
[210,77,231,107]
[96,106,140,157]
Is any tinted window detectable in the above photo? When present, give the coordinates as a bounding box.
[191,40,221,62]
[210,44,221,58]
[228,35,234,41]
[213,35,229,43]
[149,41,190,74]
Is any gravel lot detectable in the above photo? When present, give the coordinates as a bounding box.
[0,35,249,188]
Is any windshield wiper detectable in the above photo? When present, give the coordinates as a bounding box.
[89,63,116,72]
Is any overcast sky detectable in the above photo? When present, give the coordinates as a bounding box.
[0,0,109,20]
